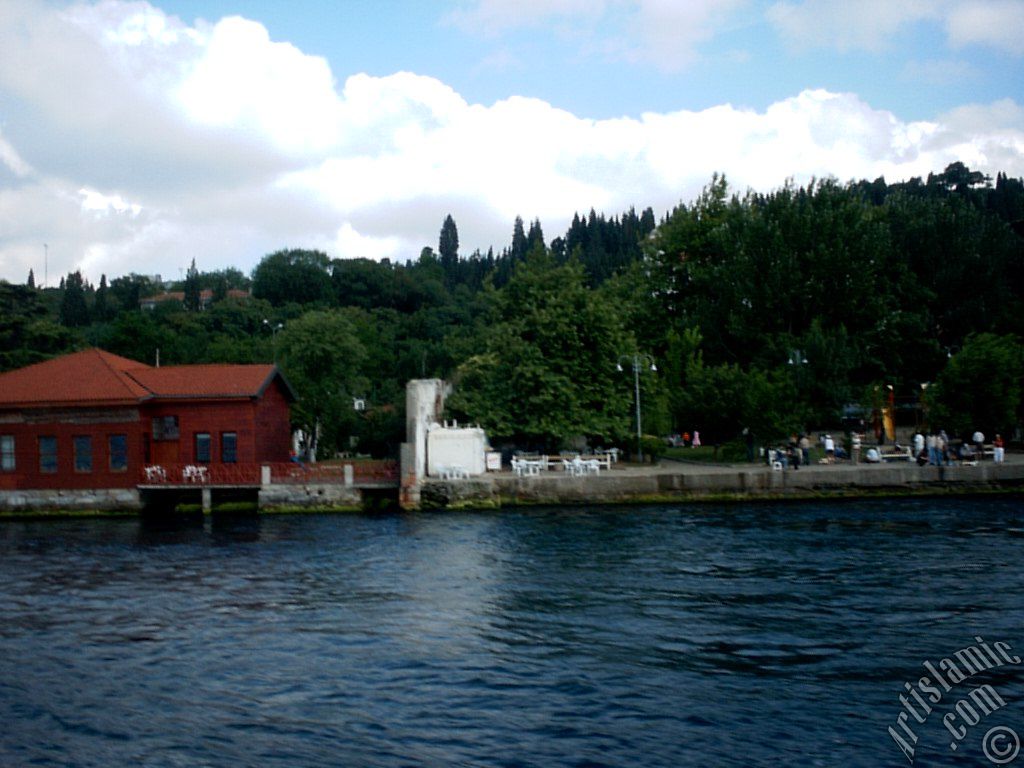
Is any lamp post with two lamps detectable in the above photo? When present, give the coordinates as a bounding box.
[262,319,283,363]
[617,354,657,462]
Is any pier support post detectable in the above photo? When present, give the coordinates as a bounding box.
[201,487,212,513]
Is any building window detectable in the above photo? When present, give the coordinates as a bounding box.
[195,432,211,463]
[74,436,93,473]
[109,434,128,472]
[39,436,57,474]
[152,416,180,441]
[221,432,237,463]
[1,435,14,471]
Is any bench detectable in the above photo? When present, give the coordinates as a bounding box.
[879,449,914,463]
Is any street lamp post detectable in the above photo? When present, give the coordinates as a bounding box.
[617,354,656,462]
[263,319,283,363]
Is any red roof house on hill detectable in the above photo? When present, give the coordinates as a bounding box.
[0,349,296,491]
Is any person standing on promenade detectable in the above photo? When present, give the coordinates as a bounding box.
[851,432,861,463]
[972,429,985,460]
[799,434,811,466]
[824,434,835,463]
[927,432,939,466]
[993,434,1005,463]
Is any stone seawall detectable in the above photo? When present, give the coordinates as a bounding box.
[0,483,366,514]
[3,462,1021,514]
[420,461,1024,508]
[257,483,363,511]
[0,488,143,514]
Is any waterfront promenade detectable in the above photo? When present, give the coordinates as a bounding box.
[423,452,1024,507]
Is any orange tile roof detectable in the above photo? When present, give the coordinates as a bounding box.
[0,348,152,407]
[0,348,293,408]
[126,364,280,399]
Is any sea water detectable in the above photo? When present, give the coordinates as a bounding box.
[1,498,1022,767]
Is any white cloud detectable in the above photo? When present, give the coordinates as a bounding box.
[174,15,343,156]
[448,0,748,72]
[766,0,1024,55]
[445,0,609,35]
[901,58,979,85]
[945,0,1024,55]
[766,0,938,52]
[0,0,1022,286]
[621,0,751,70]
[0,129,33,177]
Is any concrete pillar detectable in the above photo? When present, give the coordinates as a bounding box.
[202,487,212,513]
[344,464,354,487]
[401,379,449,510]
[261,465,272,487]
[399,442,420,510]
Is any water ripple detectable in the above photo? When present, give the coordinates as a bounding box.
[1,498,1023,766]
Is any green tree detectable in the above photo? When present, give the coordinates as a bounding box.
[510,215,528,261]
[97,311,172,366]
[439,214,459,285]
[183,259,201,312]
[94,274,110,321]
[252,249,333,307]
[671,328,798,447]
[448,252,632,449]
[0,282,76,370]
[276,310,367,461]
[927,333,1023,436]
[58,271,90,327]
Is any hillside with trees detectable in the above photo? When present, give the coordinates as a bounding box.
[2,163,1022,458]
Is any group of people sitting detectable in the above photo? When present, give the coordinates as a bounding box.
[860,430,1007,465]
[769,429,1007,468]
[769,433,848,469]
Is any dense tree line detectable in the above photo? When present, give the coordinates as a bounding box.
[2,163,1022,458]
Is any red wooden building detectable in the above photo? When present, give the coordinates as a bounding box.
[0,349,295,491]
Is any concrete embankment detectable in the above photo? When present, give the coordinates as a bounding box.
[4,460,1022,516]
[0,483,369,516]
[420,459,1024,508]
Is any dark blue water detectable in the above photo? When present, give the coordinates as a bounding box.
[2,498,1023,767]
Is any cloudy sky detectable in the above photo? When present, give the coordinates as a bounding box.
[1,0,1022,285]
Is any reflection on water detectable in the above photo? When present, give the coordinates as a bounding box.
[1,497,1023,767]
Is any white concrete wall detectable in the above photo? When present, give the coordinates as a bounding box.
[405,379,448,482]
[427,427,487,476]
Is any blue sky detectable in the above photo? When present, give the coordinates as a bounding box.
[152,0,1023,121]
[0,0,1022,284]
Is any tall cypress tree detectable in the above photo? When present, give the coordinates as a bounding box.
[510,216,528,261]
[526,218,545,252]
[94,274,110,320]
[58,271,90,327]
[439,214,459,286]
[183,259,201,312]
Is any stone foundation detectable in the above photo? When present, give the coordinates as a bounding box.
[422,461,1024,508]
[257,483,363,510]
[0,488,143,513]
